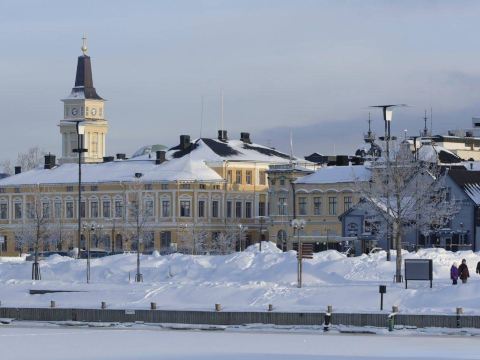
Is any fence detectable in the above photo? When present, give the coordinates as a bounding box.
[0,307,479,328]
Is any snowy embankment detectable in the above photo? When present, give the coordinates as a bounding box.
[1,242,479,314]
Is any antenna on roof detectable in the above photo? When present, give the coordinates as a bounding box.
[422,109,429,137]
[430,107,433,136]
[199,95,204,138]
[289,129,294,163]
[220,89,224,132]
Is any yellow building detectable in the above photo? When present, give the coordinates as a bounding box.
[0,42,297,256]
[267,164,369,251]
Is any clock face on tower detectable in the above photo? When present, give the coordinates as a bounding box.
[71,107,78,116]
[91,108,97,116]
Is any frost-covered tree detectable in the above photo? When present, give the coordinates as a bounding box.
[359,145,459,282]
[126,176,154,282]
[1,146,46,175]
[14,185,51,280]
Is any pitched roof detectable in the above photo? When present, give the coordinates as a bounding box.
[294,165,370,184]
[134,138,295,164]
[448,169,480,205]
[0,155,223,187]
[65,55,103,100]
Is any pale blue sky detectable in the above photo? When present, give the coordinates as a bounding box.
[1,0,480,161]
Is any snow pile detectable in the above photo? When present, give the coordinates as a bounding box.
[1,244,480,314]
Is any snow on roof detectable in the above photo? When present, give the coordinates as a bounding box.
[0,155,223,187]
[131,144,168,158]
[417,144,463,164]
[448,169,480,205]
[134,138,295,164]
[295,165,370,184]
[464,184,480,206]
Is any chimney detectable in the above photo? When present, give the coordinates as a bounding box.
[103,156,114,163]
[335,155,349,166]
[218,130,228,142]
[14,166,21,175]
[116,153,126,160]
[240,132,251,144]
[155,150,166,165]
[179,135,191,150]
[44,154,56,169]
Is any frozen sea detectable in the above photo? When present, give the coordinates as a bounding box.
[1,324,479,360]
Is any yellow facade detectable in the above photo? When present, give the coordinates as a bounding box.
[0,162,271,256]
[267,165,363,251]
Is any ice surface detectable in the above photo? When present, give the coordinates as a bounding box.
[0,324,478,360]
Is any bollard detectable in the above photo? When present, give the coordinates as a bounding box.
[215,304,222,312]
[388,316,395,331]
[101,301,107,309]
[388,305,399,332]
[150,302,157,310]
[456,307,463,328]
[50,300,56,308]
[268,304,273,312]
[324,305,333,332]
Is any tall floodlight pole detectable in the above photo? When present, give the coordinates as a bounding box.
[370,104,405,262]
[69,120,87,258]
[134,172,144,282]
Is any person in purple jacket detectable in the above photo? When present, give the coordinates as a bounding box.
[450,262,459,285]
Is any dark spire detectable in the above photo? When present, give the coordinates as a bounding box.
[72,55,102,99]
[69,36,103,100]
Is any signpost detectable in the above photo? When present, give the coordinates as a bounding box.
[379,285,386,310]
[404,259,433,289]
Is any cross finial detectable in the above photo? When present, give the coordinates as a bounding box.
[81,34,88,55]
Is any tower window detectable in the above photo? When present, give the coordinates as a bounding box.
[86,107,89,116]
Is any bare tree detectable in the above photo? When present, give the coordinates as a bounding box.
[18,147,46,171]
[0,159,12,175]
[126,176,153,282]
[214,228,237,254]
[359,145,459,282]
[1,146,46,175]
[14,185,51,280]
[177,223,207,254]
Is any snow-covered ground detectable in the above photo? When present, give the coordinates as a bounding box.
[0,323,479,360]
[1,242,480,314]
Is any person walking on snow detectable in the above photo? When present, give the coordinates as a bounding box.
[458,259,470,284]
[450,263,459,285]
[476,261,480,275]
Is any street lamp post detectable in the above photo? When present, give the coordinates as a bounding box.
[70,120,87,258]
[291,218,306,288]
[134,172,144,282]
[82,222,98,283]
[370,104,404,262]
[238,224,248,251]
[258,216,268,252]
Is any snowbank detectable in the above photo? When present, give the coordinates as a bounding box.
[0,243,479,314]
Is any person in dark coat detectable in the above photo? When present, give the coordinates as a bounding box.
[458,259,470,284]
[450,263,459,285]
[476,261,480,275]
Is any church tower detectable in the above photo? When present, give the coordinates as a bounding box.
[59,37,108,164]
